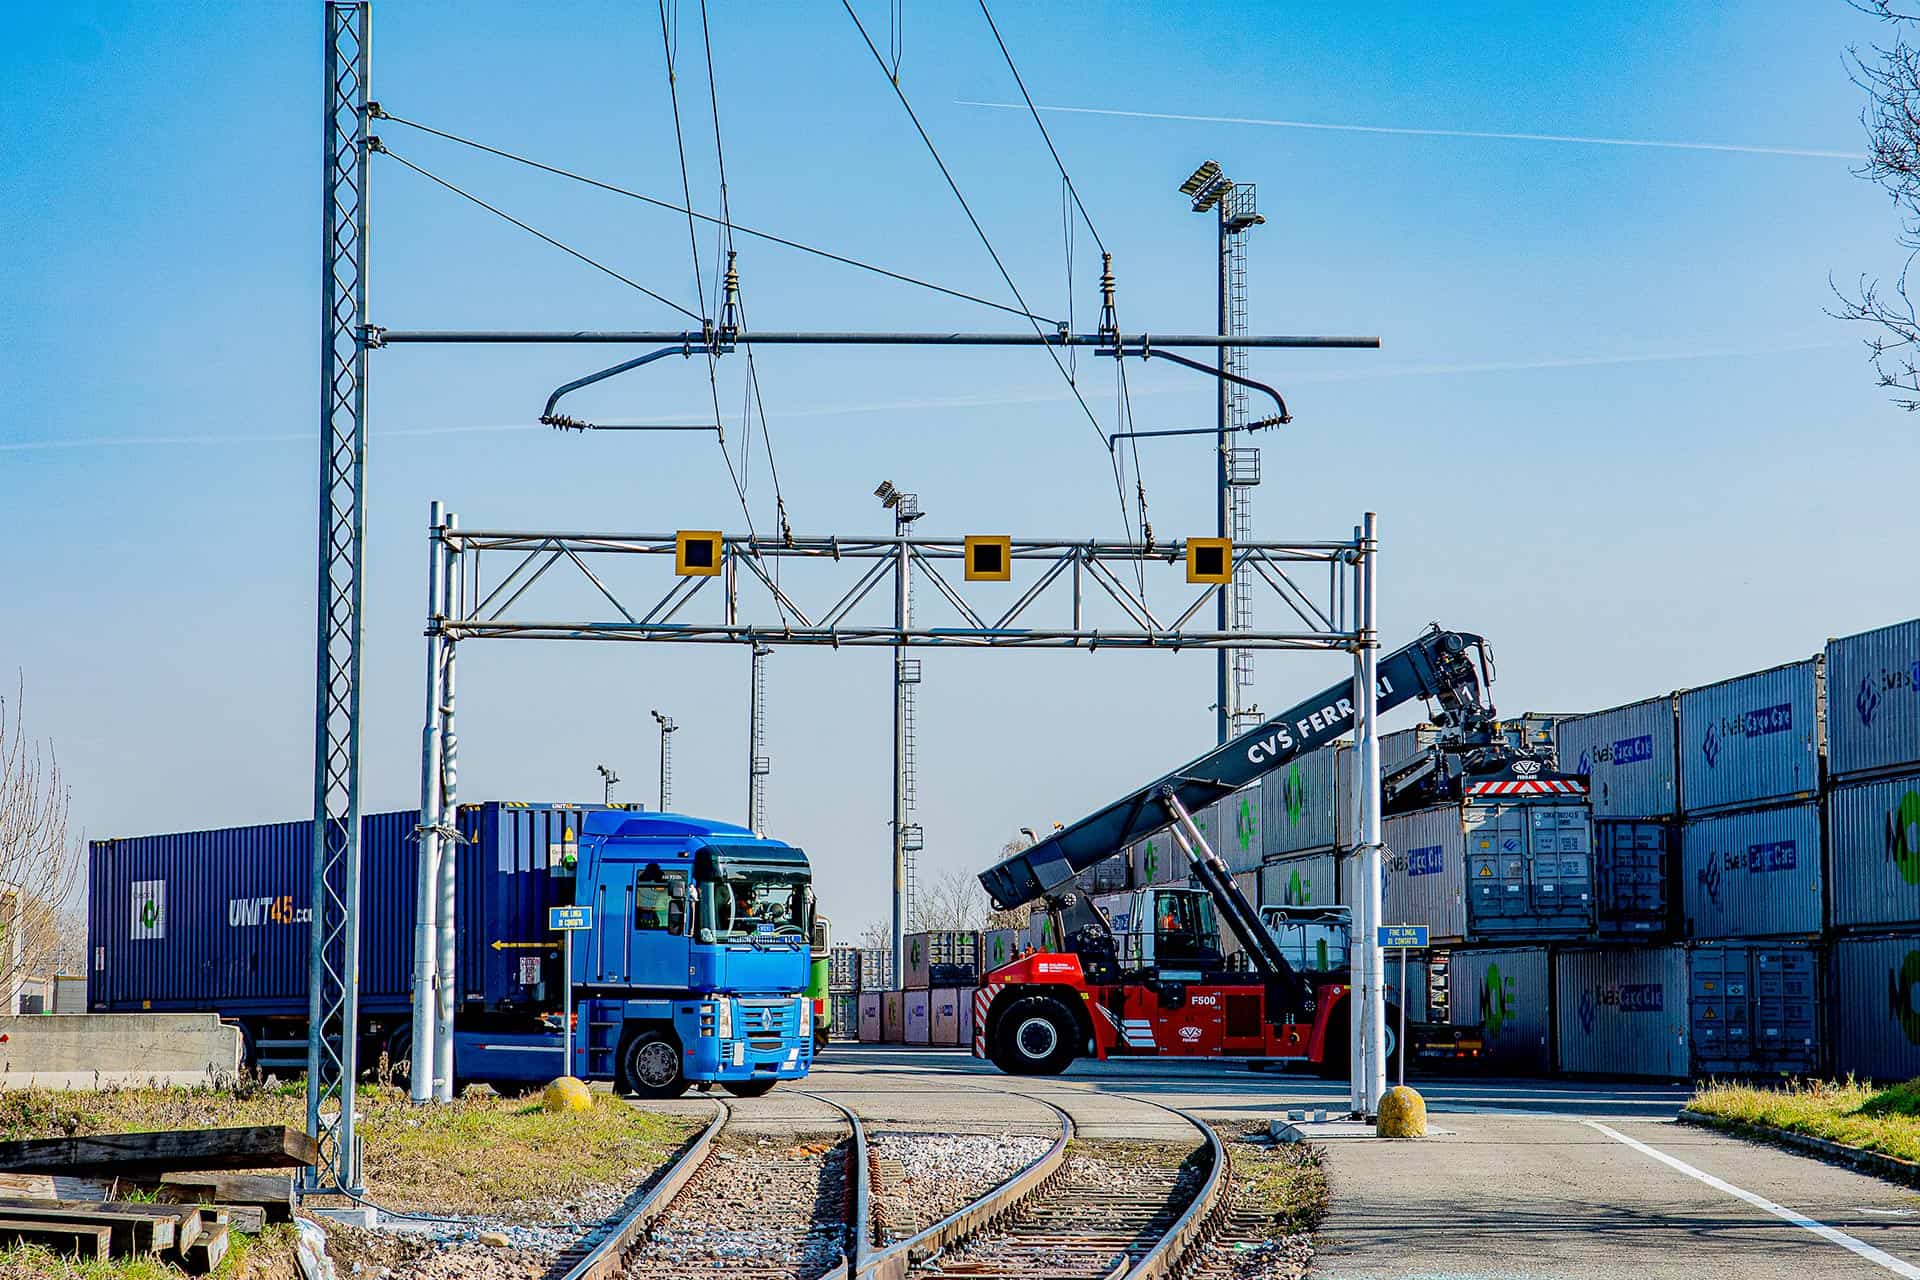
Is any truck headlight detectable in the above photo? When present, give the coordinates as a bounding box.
[798,996,812,1038]
[715,999,734,1039]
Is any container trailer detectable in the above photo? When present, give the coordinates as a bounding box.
[90,803,820,1098]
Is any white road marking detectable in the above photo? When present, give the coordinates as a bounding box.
[1586,1120,1920,1278]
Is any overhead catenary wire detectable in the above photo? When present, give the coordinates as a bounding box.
[371,143,699,321]
[977,0,1105,255]
[658,0,761,550]
[698,0,793,547]
[370,109,1058,324]
[839,0,1135,543]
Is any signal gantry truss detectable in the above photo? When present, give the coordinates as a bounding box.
[435,523,1372,651]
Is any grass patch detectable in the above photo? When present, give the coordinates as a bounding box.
[0,1076,694,1218]
[1689,1078,1920,1164]
[0,1223,299,1280]
[1228,1129,1330,1233]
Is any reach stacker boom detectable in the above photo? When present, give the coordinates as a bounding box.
[973,626,1578,1075]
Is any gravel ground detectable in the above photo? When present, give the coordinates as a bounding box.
[870,1131,1055,1244]
[317,1143,698,1279]
[622,1131,850,1278]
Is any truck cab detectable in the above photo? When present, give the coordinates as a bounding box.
[570,811,817,1098]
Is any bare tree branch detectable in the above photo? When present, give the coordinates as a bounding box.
[1840,11,1920,405]
[0,677,83,1008]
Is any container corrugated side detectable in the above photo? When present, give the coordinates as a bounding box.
[1826,618,1920,781]
[461,804,593,1009]
[1677,659,1824,816]
[1262,744,1350,857]
[1553,946,1689,1078]
[980,928,1021,972]
[91,811,419,1017]
[1259,852,1339,908]
[1556,697,1679,819]
[1679,801,1823,940]
[1212,786,1263,873]
[1383,805,1467,942]
[1687,942,1821,1076]
[1447,946,1551,1073]
[1828,771,1920,931]
[1381,726,1441,778]
[1383,957,1430,1022]
[1130,832,1183,888]
[1831,932,1920,1080]
[857,992,884,1041]
[1595,821,1673,939]
[904,989,931,1045]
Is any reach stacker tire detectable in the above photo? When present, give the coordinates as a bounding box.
[1313,1005,1405,1081]
[990,995,1079,1075]
[617,1030,690,1099]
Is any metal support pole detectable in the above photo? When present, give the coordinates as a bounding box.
[890,526,910,983]
[433,515,458,1104]
[307,0,370,1192]
[1399,944,1408,1092]
[563,929,574,1078]
[1215,200,1232,745]
[747,643,770,833]
[1352,512,1384,1117]
[410,501,445,1103]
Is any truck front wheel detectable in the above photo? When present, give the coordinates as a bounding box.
[991,995,1079,1075]
[617,1030,689,1099]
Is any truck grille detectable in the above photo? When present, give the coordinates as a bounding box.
[737,999,794,1051]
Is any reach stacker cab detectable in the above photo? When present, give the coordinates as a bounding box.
[570,811,819,1099]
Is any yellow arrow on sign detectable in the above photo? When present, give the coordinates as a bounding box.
[490,940,559,952]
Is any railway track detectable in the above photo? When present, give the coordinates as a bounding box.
[553,1084,1256,1280]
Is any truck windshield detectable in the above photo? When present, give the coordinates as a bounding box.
[699,862,812,944]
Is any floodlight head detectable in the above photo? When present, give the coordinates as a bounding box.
[1179,160,1222,196]
[875,480,898,507]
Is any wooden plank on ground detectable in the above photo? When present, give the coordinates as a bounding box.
[181,1221,229,1275]
[0,1126,317,1175]
[151,1171,295,1221]
[0,1219,110,1260]
[0,1206,175,1255]
[0,1172,109,1200]
[202,1203,264,1233]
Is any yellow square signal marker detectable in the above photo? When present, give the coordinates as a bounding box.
[675,530,724,577]
[964,535,1012,581]
[1186,537,1233,584]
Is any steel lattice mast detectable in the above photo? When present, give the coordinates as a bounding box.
[308,0,371,1194]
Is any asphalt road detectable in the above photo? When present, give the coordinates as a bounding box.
[639,1046,1920,1277]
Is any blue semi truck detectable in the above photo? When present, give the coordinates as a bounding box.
[88,802,817,1097]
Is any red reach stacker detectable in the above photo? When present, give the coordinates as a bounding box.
[972,626,1576,1076]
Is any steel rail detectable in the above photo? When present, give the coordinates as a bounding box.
[375,329,1379,348]
[794,1089,873,1280]
[856,1097,1074,1280]
[559,1096,729,1280]
[1114,1102,1230,1280]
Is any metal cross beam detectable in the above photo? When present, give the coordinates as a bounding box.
[436,519,1367,651]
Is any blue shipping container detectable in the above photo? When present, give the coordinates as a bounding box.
[1827,618,1920,782]
[1677,659,1824,817]
[89,803,603,1019]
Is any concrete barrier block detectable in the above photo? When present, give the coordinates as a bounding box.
[0,1013,241,1084]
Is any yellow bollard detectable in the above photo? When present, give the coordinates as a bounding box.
[542,1076,593,1113]
[1375,1085,1427,1137]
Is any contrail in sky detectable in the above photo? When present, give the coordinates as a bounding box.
[0,340,1847,453]
[958,100,1860,160]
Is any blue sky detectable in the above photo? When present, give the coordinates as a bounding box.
[3,2,1915,939]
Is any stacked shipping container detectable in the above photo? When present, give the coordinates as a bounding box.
[1824,618,1920,1080]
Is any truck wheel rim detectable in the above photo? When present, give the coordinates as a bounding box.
[633,1040,678,1088]
[1015,1016,1059,1060]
